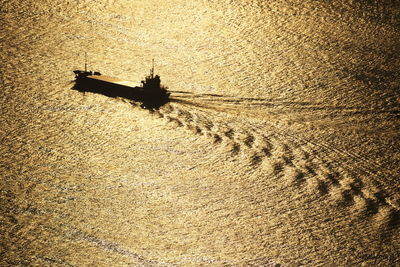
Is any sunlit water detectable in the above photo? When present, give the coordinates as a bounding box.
[1,0,399,265]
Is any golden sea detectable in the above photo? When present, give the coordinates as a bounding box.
[1,0,399,265]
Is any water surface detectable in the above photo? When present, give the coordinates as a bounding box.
[1,0,399,265]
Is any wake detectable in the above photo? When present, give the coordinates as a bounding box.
[151,92,400,241]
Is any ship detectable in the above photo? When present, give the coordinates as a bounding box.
[73,59,170,109]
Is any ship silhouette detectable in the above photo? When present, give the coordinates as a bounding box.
[73,59,170,109]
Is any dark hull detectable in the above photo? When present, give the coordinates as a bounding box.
[74,76,142,99]
[74,76,170,109]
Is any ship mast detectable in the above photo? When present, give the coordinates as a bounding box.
[150,58,154,78]
[85,52,87,72]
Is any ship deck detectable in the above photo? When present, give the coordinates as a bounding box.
[87,75,142,88]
